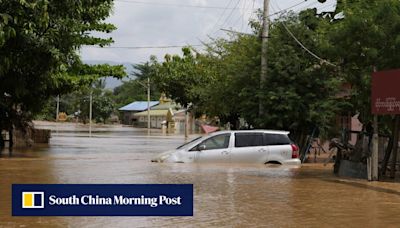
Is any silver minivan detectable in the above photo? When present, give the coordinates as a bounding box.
[152,130,301,165]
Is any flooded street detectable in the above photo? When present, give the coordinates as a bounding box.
[1,122,400,227]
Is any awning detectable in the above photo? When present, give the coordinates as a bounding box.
[201,124,219,134]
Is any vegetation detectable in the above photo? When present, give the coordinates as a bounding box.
[147,12,341,143]
[129,0,399,148]
[113,61,161,109]
[2,0,400,153]
[60,80,115,124]
[0,0,125,144]
[327,0,400,124]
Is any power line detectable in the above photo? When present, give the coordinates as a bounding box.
[267,0,310,18]
[280,21,336,66]
[220,28,252,36]
[237,0,254,33]
[115,0,255,10]
[270,1,336,66]
[229,0,311,26]
[231,0,247,33]
[240,0,248,32]
[219,0,243,32]
[214,0,310,37]
[246,0,256,34]
[293,0,319,12]
[208,0,235,36]
[83,44,204,49]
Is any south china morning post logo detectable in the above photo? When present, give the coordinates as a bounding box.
[22,192,44,209]
[48,194,181,207]
[12,184,193,216]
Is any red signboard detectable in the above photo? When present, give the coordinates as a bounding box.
[371,69,400,114]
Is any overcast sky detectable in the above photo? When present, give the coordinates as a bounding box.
[80,0,337,65]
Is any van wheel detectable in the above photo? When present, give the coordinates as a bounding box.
[265,161,281,165]
[265,161,281,167]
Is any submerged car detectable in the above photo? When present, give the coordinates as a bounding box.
[152,130,301,165]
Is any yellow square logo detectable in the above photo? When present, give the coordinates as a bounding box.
[22,192,44,209]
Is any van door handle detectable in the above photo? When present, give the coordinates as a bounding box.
[258,149,267,153]
[221,151,229,155]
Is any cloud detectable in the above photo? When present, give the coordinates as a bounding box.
[80,0,337,64]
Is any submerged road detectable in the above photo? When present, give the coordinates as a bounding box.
[1,122,400,227]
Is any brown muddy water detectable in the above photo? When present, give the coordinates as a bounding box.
[1,122,400,227]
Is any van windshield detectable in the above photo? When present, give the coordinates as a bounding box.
[176,136,202,149]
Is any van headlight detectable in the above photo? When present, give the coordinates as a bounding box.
[151,150,174,163]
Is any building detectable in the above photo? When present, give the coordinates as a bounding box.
[118,101,159,125]
[132,94,200,133]
[133,94,180,130]
[133,109,173,129]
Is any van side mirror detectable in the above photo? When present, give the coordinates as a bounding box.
[198,144,206,151]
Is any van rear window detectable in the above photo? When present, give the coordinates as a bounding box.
[263,134,291,145]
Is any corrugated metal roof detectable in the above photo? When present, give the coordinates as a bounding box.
[133,109,170,117]
[118,101,159,111]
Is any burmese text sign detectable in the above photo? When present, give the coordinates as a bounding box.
[371,69,400,114]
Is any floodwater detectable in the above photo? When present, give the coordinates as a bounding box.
[1,122,400,227]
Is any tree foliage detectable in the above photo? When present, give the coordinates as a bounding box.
[37,79,117,124]
[78,80,115,124]
[152,48,215,108]
[327,0,400,123]
[150,13,340,137]
[3,0,398,148]
[113,61,161,109]
[0,0,126,132]
[147,1,400,142]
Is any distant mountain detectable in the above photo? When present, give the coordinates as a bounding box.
[83,60,135,89]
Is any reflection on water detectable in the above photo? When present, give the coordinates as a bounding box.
[1,122,400,227]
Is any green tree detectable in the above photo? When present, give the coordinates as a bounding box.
[72,80,115,124]
[0,0,125,143]
[199,35,262,127]
[326,0,400,123]
[153,47,214,109]
[259,12,340,138]
[54,79,116,124]
[93,91,115,124]
[113,61,161,109]
[148,12,340,139]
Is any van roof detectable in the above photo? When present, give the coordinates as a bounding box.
[210,130,289,136]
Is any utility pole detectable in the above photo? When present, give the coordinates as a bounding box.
[259,0,270,119]
[89,91,92,137]
[147,77,151,134]
[370,115,379,181]
[390,115,400,179]
[56,95,60,121]
[185,109,189,139]
[371,66,379,181]
[136,79,151,134]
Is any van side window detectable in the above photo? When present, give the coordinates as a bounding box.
[235,133,263,147]
[263,134,291,145]
[194,134,230,151]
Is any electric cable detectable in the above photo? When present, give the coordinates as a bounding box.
[115,0,253,10]
[270,1,336,66]
[83,44,204,49]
